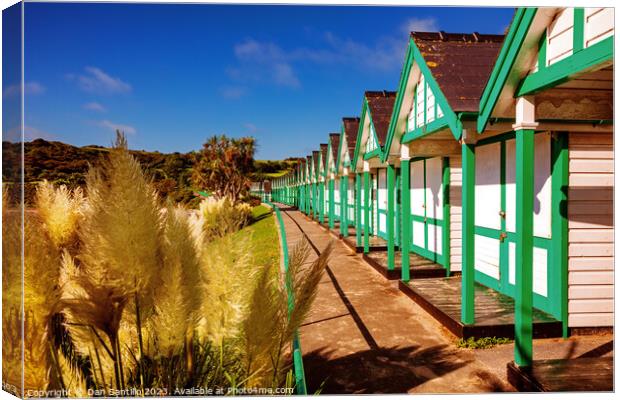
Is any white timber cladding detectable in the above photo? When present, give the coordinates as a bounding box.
[406,74,443,132]
[475,142,501,230]
[348,176,355,221]
[568,131,614,327]
[378,169,387,233]
[426,157,443,256]
[584,8,614,47]
[411,160,425,248]
[506,134,552,296]
[365,123,378,153]
[474,142,501,279]
[334,178,341,215]
[372,173,378,233]
[540,8,614,71]
[449,156,462,272]
[546,8,575,66]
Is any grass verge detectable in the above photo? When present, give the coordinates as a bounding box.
[233,205,280,269]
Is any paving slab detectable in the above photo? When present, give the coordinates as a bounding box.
[277,206,515,394]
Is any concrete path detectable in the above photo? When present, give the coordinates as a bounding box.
[277,205,514,394]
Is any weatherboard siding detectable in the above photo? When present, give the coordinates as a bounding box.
[449,156,462,272]
[567,131,614,328]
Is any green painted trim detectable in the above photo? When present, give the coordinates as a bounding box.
[442,157,451,275]
[573,8,585,53]
[400,159,411,281]
[319,181,325,223]
[355,173,362,246]
[401,117,450,143]
[342,175,349,236]
[335,124,345,176]
[352,99,369,171]
[538,32,547,72]
[516,36,613,96]
[363,171,370,253]
[477,8,537,133]
[265,200,308,394]
[551,133,569,337]
[363,147,382,160]
[382,36,462,163]
[514,128,535,367]
[387,164,396,270]
[461,143,475,324]
[328,178,335,229]
[423,159,428,251]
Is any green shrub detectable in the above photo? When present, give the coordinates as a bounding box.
[456,336,512,349]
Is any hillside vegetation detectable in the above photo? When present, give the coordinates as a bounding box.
[2,139,298,205]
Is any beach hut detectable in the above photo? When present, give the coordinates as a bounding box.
[326,133,341,230]
[381,31,504,280]
[475,7,613,388]
[335,117,361,243]
[350,91,396,255]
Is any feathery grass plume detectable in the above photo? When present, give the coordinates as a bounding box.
[286,241,333,342]
[150,205,202,358]
[60,132,163,389]
[239,238,330,388]
[2,187,23,393]
[199,197,252,240]
[198,232,257,344]
[23,214,64,391]
[35,181,85,250]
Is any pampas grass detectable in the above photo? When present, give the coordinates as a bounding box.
[3,132,331,395]
[35,181,85,250]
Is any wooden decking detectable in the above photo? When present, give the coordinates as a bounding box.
[507,358,613,392]
[363,251,449,280]
[399,276,563,339]
[342,232,388,253]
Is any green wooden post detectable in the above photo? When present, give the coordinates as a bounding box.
[342,175,349,237]
[401,159,411,281]
[387,163,395,270]
[318,181,324,223]
[551,133,569,337]
[461,143,475,325]
[355,173,362,247]
[339,178,345,235]
[515,128,535,367]
[329,177,335,229]
[363,171,370,253]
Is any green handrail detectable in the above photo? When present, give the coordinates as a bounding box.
[265,200,308,395]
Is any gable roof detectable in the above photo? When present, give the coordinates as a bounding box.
[412,31,504,113]
[382,30,505,161]
[365,91,397,146]
[336,117,360,173]
[319,143,328,175]
[328,133,340,165]
[343,117,359,155]
[312,151,320,177]
[477,8,537,133]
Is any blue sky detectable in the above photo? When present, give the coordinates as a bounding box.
[5,3,514,159]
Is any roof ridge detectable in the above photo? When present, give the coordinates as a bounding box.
[365,90,397,97]
[410,31,505,43]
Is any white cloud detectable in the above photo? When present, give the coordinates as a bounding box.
[402,17,439,33]
[3,81,45,98]
[69,67,131,94]
[220,86,246,99]
[230,39,301,89]
[99,119,136,135]
[244,123,258,133]
[83,101,106,112]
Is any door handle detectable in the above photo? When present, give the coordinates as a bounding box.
[499,232,507,242]
[499,210,506,219]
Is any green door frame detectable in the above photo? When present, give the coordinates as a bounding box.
[472,131,564,319]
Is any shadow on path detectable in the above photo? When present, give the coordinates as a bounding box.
[303,344,509,394]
